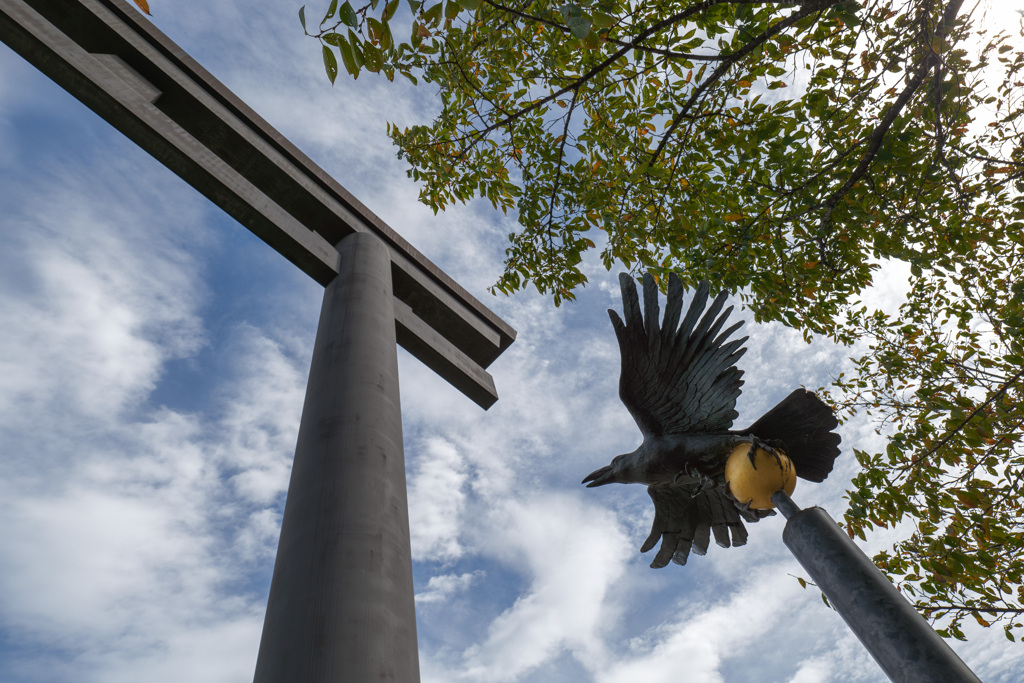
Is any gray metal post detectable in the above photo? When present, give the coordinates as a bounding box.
[254,232,420,682]
[772,491,979,683]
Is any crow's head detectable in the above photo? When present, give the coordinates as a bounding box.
[582,452,641,487]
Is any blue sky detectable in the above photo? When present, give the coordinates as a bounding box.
[1,1,1023,681]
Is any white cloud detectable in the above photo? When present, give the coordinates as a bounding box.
[452,493,630,682]
[0,166,206,428]
[211,330,307,506]
[788,658,835,683]
[416,571,484,605]
[0,100,308,681]
[589,565,881,683]
[409,437,470,562]
[0,310,306,683]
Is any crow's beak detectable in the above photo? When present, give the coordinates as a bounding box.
[582,465,616,487]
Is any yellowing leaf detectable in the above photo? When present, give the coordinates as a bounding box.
[132,0,151,14]
[722,212,745,222]
[592,11,614,30]
[737,79,753,88]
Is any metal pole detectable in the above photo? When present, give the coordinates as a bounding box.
[254,232,420,682]
[772,491,979,683]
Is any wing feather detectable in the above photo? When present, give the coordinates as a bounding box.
[644,275,660,355]
[614,273,745,436]
[645,482,763,568]
[661,275,685,338]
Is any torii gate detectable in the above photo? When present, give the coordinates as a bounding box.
[0,1,516,680]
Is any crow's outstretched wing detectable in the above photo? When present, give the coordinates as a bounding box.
[609,273,747,436]
[643,482,769,568]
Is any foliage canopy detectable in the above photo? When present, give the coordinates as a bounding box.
[303,0,1024,641]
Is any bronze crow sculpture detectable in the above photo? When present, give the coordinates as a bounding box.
[582,273,841,568]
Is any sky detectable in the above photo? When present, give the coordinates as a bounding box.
[1,1,1023,682]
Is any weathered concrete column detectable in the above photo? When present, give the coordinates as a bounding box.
[254,232,420,682]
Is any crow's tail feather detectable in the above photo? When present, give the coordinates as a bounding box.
[742,389,841,482]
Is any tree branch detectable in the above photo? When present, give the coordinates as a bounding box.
[925,605,1024,614]
[544,87,579,247]
[813,0,967,229]
[900,363,1024,473]
[481,0,736,61]
[466,0,747,143]
[649,0,842,167]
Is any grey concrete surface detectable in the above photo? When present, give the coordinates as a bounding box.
[254,233,419,682]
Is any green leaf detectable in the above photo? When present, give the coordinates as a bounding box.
[423,3,443,25]
[567,16,592,39]
[384,0,401,20]
[558,3,583,19]
[592,11,613,30]
[322,45,338,84]
[322,0,339,23]
[363,41,384,72]
[339,1,358,27]
[459,0,480,9]
[299,5,307,31]
[444,0,462,19]
[337,36,359,75]
[347,29,364,68]
[323,32,345,47]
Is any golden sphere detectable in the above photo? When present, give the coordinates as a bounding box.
[724,444,796,510]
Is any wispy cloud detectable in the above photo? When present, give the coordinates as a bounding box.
[416,570,484,605]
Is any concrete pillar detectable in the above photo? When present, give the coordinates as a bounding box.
[254,232,420,682]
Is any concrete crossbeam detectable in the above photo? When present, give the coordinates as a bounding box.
[0,0,515,407]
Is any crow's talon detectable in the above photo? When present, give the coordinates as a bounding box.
[734,495,754,516]
[746,442,759,467]
[725,480,777,521]
[749,437,787,469]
